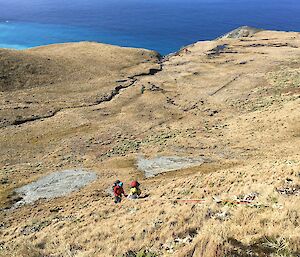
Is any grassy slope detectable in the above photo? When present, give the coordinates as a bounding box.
[0,30,299,257]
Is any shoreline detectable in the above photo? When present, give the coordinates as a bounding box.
[0,26,265,58]
[2,26,299,59]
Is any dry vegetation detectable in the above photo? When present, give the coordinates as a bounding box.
[0,28,299,256]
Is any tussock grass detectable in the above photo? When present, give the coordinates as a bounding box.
[1,30,300,257]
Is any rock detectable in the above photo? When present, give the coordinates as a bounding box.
[276,185,300,196]
[220,26,263,39]
[50,207,63,213]
[205,208,231,221]
[215,210,230,220]
[235,192,259,203]
[162,235,194,254]
[212,196,222,203]
[174,236,193,244]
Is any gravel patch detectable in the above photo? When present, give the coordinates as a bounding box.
[137,156,206,178]
[14,169,97,207]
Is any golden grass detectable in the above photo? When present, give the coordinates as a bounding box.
[0,29,300,257]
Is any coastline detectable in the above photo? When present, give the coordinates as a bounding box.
[0,26,300,256]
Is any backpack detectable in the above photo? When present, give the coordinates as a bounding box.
[112,180,120,189]
[130,180,140,188]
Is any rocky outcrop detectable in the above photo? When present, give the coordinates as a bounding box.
[219,26,263,39]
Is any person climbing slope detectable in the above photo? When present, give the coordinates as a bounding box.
[113,181,127,203]
[128,180,141,199]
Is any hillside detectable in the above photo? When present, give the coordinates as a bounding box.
[0,27,299,257]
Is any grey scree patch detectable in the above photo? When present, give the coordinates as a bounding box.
[14,169,97,207]
[137,156,206,178]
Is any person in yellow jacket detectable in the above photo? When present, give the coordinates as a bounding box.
[128,180,141,199]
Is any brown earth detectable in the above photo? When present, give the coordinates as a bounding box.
[0,28,300,257]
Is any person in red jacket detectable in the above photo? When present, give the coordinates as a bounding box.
[113,181,127,203]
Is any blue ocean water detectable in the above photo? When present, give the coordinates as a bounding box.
[0,0,300,55]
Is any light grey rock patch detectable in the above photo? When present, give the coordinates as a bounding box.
[137,156,206,178]
[14,169,97,207]
[219,26,263,39]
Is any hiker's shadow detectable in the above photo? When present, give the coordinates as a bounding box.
[139,194,150,199]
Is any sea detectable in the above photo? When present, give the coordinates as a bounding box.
[0,0,300,55]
